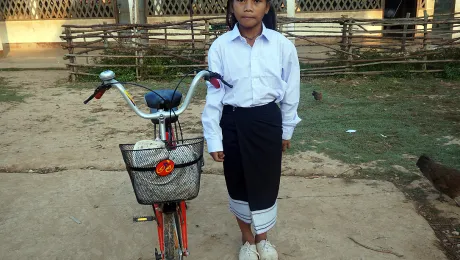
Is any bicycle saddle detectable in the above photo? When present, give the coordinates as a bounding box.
[144,90,182,124]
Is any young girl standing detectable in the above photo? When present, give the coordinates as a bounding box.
[201,0,301,259]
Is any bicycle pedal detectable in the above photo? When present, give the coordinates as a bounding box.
[133,216,155,222]
[155,248,162,260]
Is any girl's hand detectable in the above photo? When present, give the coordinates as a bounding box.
[210,151,225,162]
[282,140,291,152]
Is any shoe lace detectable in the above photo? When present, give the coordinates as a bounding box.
[242,243,259,257]
[259,240,276,251]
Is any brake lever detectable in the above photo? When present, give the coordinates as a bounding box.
[220,78,233,89]
[83,84,112,104]
[83,92,97,104]
[206,71,233,88]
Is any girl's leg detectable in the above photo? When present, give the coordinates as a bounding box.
[237,217,255,244]
[255,232,267,243]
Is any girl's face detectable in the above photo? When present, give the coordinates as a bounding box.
[232,0,270,29]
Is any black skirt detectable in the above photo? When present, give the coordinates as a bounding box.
[219,101,282,234]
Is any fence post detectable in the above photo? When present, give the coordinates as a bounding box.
[31,0,40,19]
[164,28,168,46]
[423,10,428,71]
[65,27,76,82]
[83,32,89,64]
[401,13,410,53]
[204,20,210,63]
[347,19,354,71]
[286,0,296,44]
[189,0,195,52]
[135,26,141,81]
[341,15,348,54]
[103,22,108,48]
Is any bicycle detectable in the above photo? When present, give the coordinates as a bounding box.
[83,69,232,260]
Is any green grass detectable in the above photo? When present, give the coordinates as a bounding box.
[290,75,460,185]
[0,77,29,103]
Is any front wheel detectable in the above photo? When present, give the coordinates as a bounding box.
[163,212,183,260]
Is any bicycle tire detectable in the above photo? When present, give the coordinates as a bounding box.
[174,209,184,256]
[163,212,182,260]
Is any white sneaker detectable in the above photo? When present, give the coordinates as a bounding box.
[256,240,278,260]
[239,241,259,260]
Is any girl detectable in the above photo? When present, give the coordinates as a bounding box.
[201,0,301,259]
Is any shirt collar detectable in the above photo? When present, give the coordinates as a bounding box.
[229,22,272,42]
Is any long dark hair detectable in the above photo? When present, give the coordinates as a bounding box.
[226,0,277,31]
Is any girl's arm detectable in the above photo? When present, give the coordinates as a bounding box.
[280,42,302,141]
[202,43,226,153]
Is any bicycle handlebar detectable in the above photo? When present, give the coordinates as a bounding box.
[83,70,232,120]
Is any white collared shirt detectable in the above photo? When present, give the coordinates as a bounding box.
[201,23,302,153]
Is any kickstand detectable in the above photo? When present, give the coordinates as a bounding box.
[155,248,162,260]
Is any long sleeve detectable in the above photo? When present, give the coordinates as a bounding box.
[280,42,301,140]
[201,43,226,153]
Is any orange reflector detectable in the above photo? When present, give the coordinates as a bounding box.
[156,159,175,176]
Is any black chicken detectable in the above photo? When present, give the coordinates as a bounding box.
[312,90,322,101]
[416,154,460,206]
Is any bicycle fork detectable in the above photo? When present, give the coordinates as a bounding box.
[153,201,189,259]
[178,201,189,256]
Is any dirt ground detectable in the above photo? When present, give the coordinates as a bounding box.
[0,171,448,260]
[0,48,68,69]
[0,70,354,177]
[0,61,459,259]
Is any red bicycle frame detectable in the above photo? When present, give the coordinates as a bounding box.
[153,202,189,259]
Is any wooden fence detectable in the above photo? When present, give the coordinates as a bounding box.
[61,11,460,81]
[61,17,223,81]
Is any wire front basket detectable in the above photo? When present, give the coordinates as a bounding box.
[119,137,204,205]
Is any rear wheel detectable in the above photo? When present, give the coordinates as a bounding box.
[163,211,182,260]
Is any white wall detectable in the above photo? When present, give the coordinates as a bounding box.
[455,0,460,40]
[0,36,3,56]
[288,10,383,38]
[0,19,115,45]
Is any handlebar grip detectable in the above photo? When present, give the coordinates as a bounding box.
[207,71,233,88]
[84,84,111,104]
[209,78,220,89]
[95,89,107,99]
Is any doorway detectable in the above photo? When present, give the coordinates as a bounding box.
[383,0,418,38]
[432,0,455,38]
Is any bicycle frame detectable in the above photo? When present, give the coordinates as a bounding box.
[85,69,231,260]
[153,123,189,259]
[153,201,189,258]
